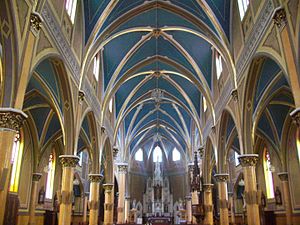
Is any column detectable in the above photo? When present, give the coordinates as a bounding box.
[83,193,88,225]
[58,155,79,225]
[28,173,42,225]
[238,154,260,225]
[273,8,300,107]
[228,192,235,225]
[0,108,26,225]
[89,174,103,225]
[214,174,229,225]
[185,196,192,223]
[278,172,293,225]
[203,184,214,225]
[124,196,130,223]
[103,183,114,225]
[117,163,128,224]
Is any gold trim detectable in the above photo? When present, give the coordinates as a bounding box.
[238,154,259,167]
[59,155,79,167]
[0,108,27,131]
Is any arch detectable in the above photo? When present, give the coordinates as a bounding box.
[102,137,114,183]
[203,137,215,184]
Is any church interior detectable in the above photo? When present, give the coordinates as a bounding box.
[0,0,300,225]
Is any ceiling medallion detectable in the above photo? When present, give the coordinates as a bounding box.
[152,28,162,38]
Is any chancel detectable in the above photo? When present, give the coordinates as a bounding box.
[0,1,300,225]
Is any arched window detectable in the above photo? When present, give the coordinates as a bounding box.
[109,99,113,113]
[234,152,240,166]
[237,0,249,20]
[263,148,274,198]
[46,152,56,199]
[203,96,207,112]
[135,148,143,161]
[215,52,223,80]
[153,146,162,162]
[172,148,181,161]
[93,54,100,81]
[78,151,83,166]
[65,0,77,23]
[10,133,23,192]
[296,128,300,163]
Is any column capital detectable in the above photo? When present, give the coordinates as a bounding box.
[32,173,42,182]
[117,162,128,173]
[0,108,27,131]
[59,155,79,167]
[103,183,114,192]
[203,183,214,191]
[238,154,259,167]
[88,174,103,183]
[214,173,229,182]
[78,90,85,102]
[30,12,43,35]
[273,7,287,29]
[290,107,300,127]
[278,172,289,181]
[113,147,119,159]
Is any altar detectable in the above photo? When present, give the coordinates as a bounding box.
[147,217,172,225]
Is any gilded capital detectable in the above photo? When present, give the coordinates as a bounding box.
[0,108,27,131]
[203,183,214,191]
[32,173,42,182]
[117,163,128,173]
[278,172,288,181]
[103,183,114,193]
[214,173,229,182]
[88,174,103,183]
[30,12,43,35]
[59,155,79,167]
[273,7,287,29]
[290,108,300,127]
[238,154,259,167]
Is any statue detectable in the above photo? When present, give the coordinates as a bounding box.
[275,186,282,205]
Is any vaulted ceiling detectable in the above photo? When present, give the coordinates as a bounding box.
[83,0,233,162]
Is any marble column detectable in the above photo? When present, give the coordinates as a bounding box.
[58,155,79,225]
[238,154,260,225]
[0,108,26,225]
[124,196,131,223]
[103,183,114,225]
[117,163,128,224]
[228,192,235,225]
[273,7,300,107]
[28,173,42,225]
[185,195,192,223]
[203,184,214,225]
[89,174,103,225]
[278,172,293,225]
[214,174,229,225]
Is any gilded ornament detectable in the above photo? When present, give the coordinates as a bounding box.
[88,174,103,183]
[78,90,85,102]
[203,184,214,191]
[32,173,42,182]
[238,154,259,167]
[30,12,42,35]
[231,89,238,101]
[273,7,287,29]
[59,155,79,167]
[214,173,229,182]
[0,108,27,131]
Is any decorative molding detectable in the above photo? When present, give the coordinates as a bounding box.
[59,155,79,167]
[30,12,43,36]
[236,0,275,80]
[32,173,42,182]
[290,107,300,126]
[231,89,238,101]
[214,173,229,182]
[238,154,259,167]
[41,3,80,83]
[0,108,27,131]
[78,90,85,102]
[273,7,287,29]
[277,172,288,181]
[88,174,103,183]
[117,163,128,173]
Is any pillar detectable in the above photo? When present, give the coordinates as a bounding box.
[185,196,192,223]
[238,154,260,225]
[228,192,235,225]
[124,196,130,223]
[28,173,42,225]
[0,108,26,225]
[273,7,300,107]
[58,155,79,225]
[103,183,114,225]
[117,163,128,224]
[203,184,214,225]
[214,174,229,225]
[278,172,293,225]
[89,174,103,225]
[83,194,88,225]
